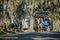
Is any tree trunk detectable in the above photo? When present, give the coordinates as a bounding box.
[29,15,34,32]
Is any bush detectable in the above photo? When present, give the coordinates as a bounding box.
[8,24,14,29]
[0,25,4,31]
[23,28,28,30]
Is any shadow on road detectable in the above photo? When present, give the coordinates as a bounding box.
[17,32,60,38]
[17,32,60,40]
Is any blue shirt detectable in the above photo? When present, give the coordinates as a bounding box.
[43,19,50,26]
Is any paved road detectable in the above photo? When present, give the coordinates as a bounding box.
[0,32,60,40]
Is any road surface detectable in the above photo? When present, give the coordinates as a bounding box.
[0,32,60,40]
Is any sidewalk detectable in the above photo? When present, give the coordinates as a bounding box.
[0,31,60,36]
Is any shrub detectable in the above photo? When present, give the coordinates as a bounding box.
[8,24,14,29]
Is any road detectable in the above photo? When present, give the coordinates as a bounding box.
[0,32,60,40]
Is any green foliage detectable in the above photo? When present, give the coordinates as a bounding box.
[35,12,48,18]
[35,0,59,19]
[8,24,14,29]
[16,2,26,19]
[0,12,4,20]
[35,0,41,2]
[0,25,4,31]
[0,23,7,31]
